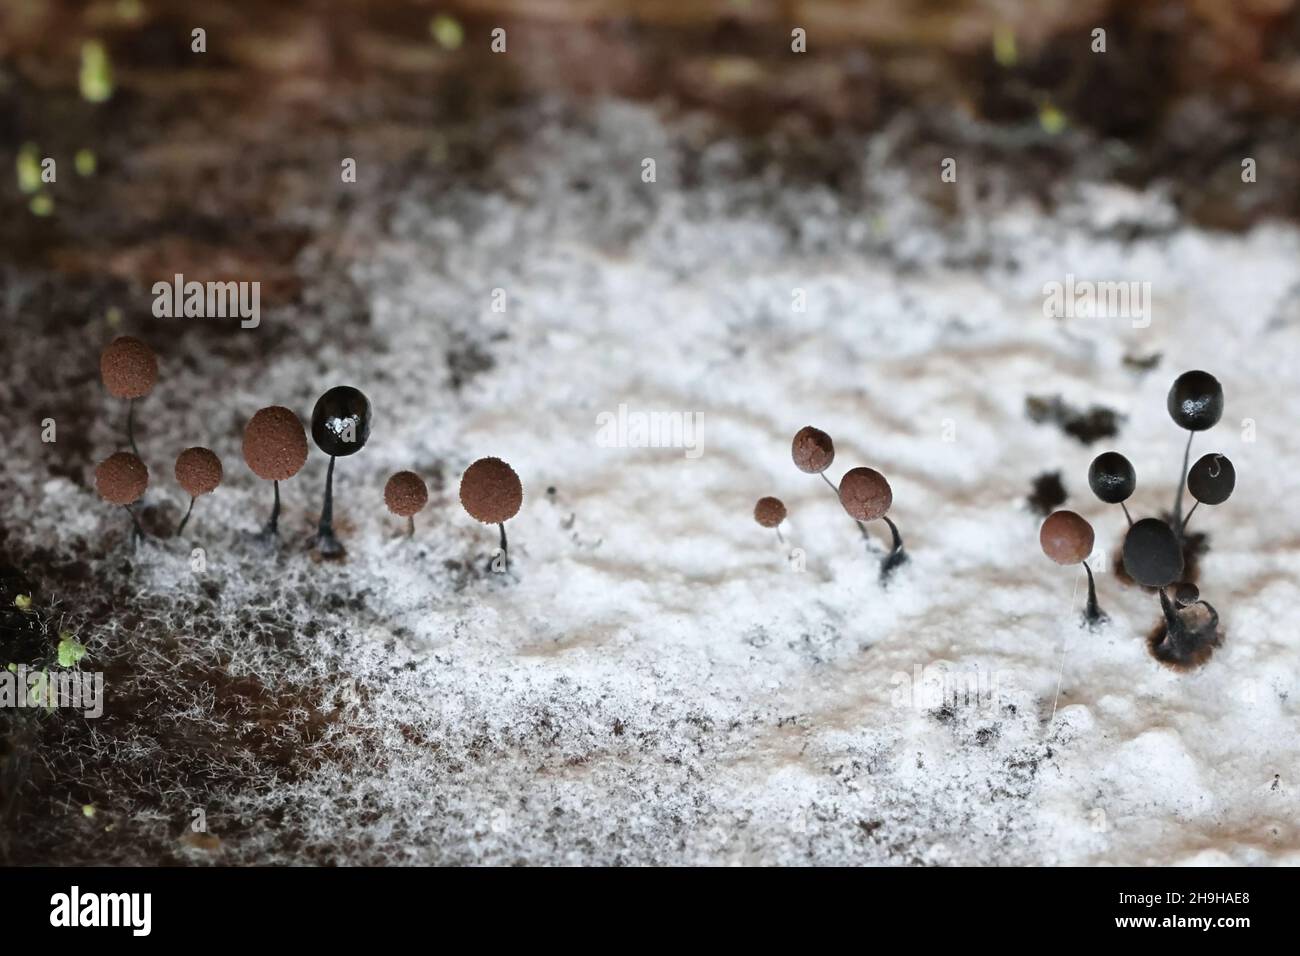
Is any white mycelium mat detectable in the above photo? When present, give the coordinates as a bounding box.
[6,102,1299,864]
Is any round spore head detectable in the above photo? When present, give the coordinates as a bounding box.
[95,452,149,505]
[1122,517,1184,587]
[838,467,892,522]
[459,457,522,524]
[384,471,429,517]
[791,426,835,474]
[175,446,223,497]
[1187,453,1235,505]
[242,406,308,481]
[1088,451,1136,504]
[1167,370,1223,432]
[753,496,787,528]
[100,336,158,399]
[1173,582,1200,607]
[311,386,372,457]
[1039,510,1094,566]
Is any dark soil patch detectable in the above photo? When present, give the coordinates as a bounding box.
[1026,470,1067,517]
[1026,395,1124,445]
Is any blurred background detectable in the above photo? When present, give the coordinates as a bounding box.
[3,0,1300,242]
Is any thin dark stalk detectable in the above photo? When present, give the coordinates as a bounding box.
[316,456,342,555]
[407,515,415,539]
[1158,586,1178,628]
[879,515,908,582]
[123,504,145,544]
[1196,600,1220,634]
[262,479,281,537]
[1082,560,1105,625]
[176,496,196,536]
[1172,430,1193,537]
[775,527,784,545]
[1120,502,1133,527]
[320,456,335,532]
[1181,500,1199,533]
[498,522,509,572]
[883,515,903,553]
[1156,587,1185,655]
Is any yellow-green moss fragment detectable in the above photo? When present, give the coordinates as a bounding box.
[57,633,87,668]
[1038,102,1067,135]
[993,26,1018,69]
[430,15,464,51]
[80,40,114,103]
[17,143,41,194]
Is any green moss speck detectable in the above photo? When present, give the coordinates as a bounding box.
[57,634,87,668]
[430,15,464,51]
[17,144,41,194]
[993,26,1018,69]
[80,40,114,103]
[1038,103,1067,135]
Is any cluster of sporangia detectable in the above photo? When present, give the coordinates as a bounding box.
[1039,370,1234,668]
[92,336,524,566]
[753,426,906,582]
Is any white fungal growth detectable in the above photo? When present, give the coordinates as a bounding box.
[2,102,1299,865]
